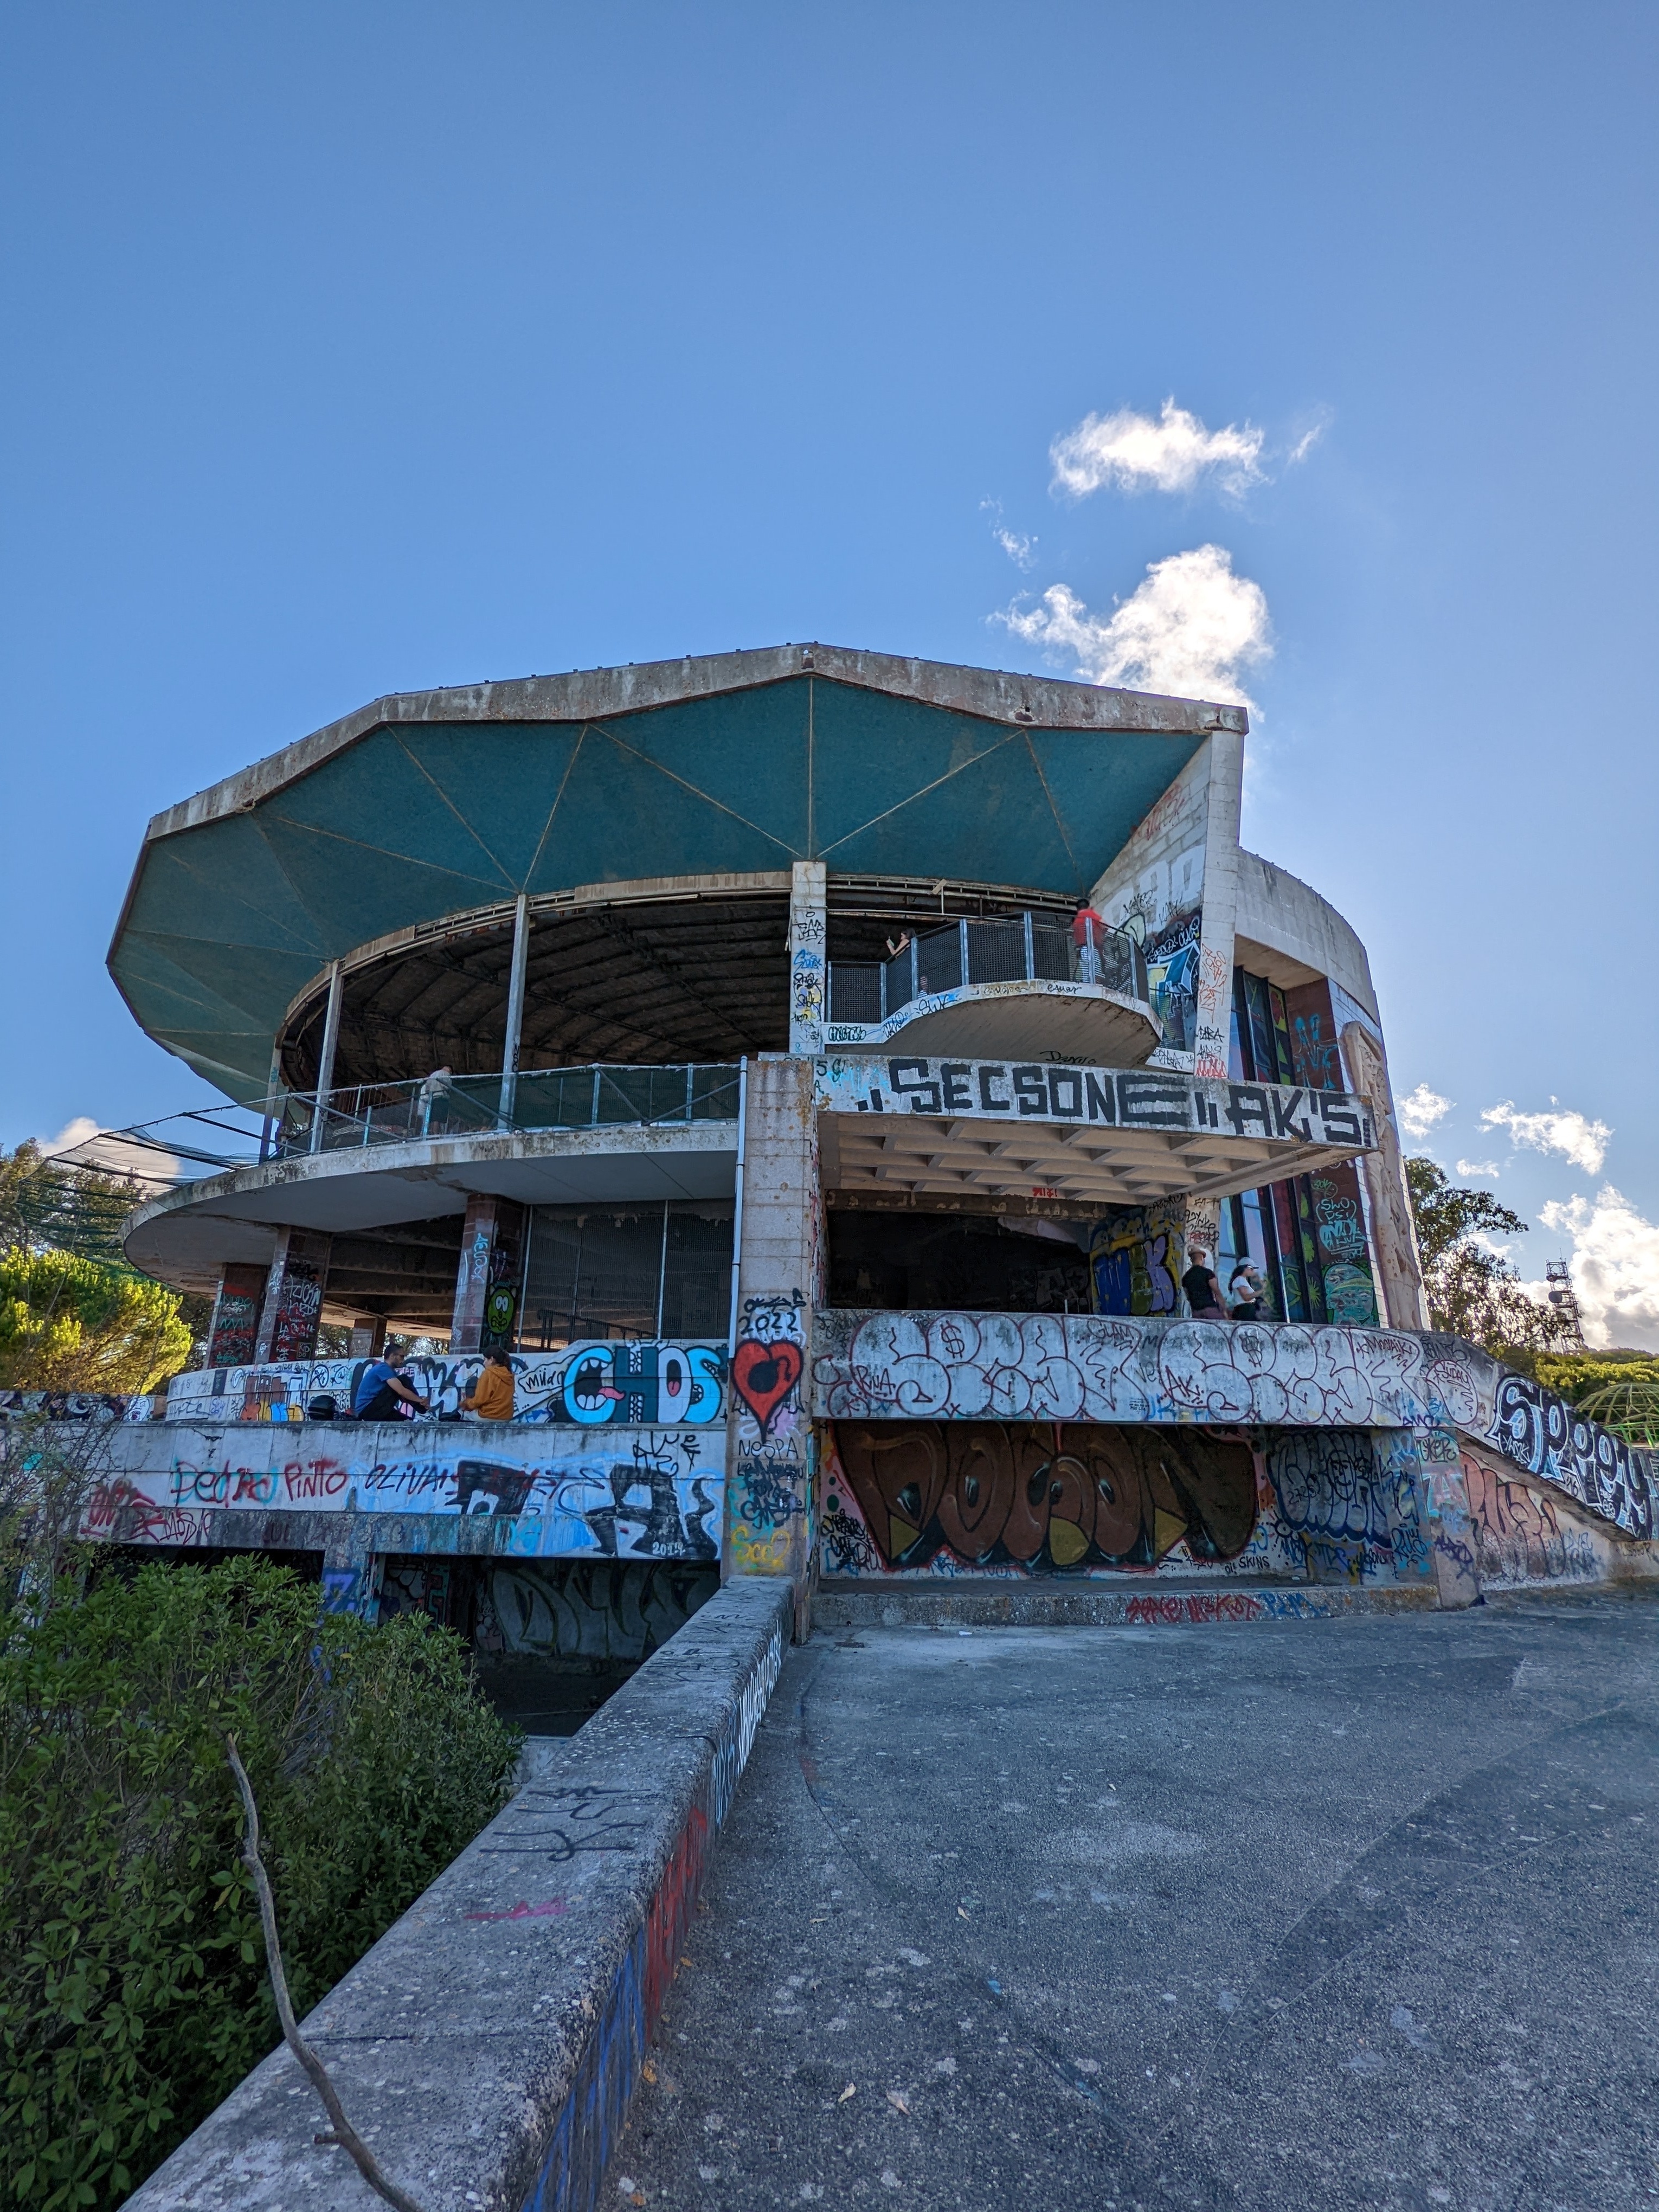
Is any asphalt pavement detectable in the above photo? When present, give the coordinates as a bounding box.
[610,1587,1659,2212]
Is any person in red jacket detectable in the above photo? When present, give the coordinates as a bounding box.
[1072,900,1109,983]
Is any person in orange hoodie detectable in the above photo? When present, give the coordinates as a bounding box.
[462,1347,517,1421]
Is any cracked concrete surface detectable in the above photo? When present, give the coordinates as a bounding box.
[611,1590,1659,2211]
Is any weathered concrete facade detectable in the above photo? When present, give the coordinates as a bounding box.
[46,642,1648,1626]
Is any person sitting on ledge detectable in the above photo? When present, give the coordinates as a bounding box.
[462,1346,517,1421]
[352,1353,430,1421]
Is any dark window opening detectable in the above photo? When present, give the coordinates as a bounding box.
[518,1199,733,1346]
[827,1210,1093,1313]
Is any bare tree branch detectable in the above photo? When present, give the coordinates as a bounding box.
[225,1735,431,2212]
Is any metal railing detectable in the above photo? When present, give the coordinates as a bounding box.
[273,1063,743,1157]
[827,913,1149,1028]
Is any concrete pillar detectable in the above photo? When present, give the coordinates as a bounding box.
[321,1515,384,1621]
[1338,1019,1430,1330]
[499,893,531,1125]
[1418,1425,1480,1607]
[310,960,345,1152]
[724,1056,821,1632]
[349,1316,388,1360]
[252,1230,293,1362]
[787,861,827,1055]
[207,1263,268,1367]
[1191,728,1243,1082]
[451,1195,526,1352]
[253,1230,331,1364]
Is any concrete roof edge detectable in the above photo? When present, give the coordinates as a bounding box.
[142,645,1248,843]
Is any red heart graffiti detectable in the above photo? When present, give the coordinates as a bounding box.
[732,1338,803,1439]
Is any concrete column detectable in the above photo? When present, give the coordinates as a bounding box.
[310,960,345,1153]
[253,1229,331,1364]
[724,1056,821,1632]
[321,1516,384,1621]
[450,1195,526,1352]
[787,861,827,1055]
[1418,1425,1480,1607]
[207,1263,268,1367]
[252,1229,294,1362]
[1191,728,1243,1082]
[499,893,531,1125]
[349,1316,388,1359]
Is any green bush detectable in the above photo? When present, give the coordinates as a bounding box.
[0,1559,520,2209]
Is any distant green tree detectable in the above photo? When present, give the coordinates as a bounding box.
[1535,1353,1659,1444]
[0,1143,202,1387]
[0,1248,192,1393]
[1404,1156,1579,1361]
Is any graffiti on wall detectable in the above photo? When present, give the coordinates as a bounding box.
[1091,754,1209,1064]
[820,1417,1431,1587]
[207,1264,265,1368]
[1460,1447,1606,1587]
[824,1420,1257,1574]
[727,1291,811,1573]
[1264,1428,1429,1585]
[1283,980,1381,1330]
[812,1310,1657,1543]
[162,1341,728,1428]
[80,1425,723,1562]
[474,1559,719,1660]
[1088,1205,1183,1317]
[813,1054,1375,1156]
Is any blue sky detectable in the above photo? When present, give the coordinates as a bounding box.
[4,3,1656,1340]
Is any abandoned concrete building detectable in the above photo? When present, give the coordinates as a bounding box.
[63,643,1656,1643]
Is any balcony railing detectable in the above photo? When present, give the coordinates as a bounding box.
[271,1062,742,1158]
[827,913,1149,1029]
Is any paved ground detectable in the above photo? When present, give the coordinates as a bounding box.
[610,1589,1659,2212]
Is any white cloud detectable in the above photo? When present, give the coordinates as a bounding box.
[996,545,1271,706]
[1051,399,1266,500]
[980,498,1037,569]
[1397,1084,1453,1142]
[1284,410,1333,466]
[1536,1186,1659,1350]
[1481,1099,1611,1176]
[1455,1159,1502,1179]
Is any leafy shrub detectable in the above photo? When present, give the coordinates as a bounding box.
[0,1558,520,2208]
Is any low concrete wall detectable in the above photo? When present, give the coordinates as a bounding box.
[125,1577,791,2212]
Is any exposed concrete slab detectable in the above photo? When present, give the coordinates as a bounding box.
[614,1591,1659,2211]
[125,1121,737,1284]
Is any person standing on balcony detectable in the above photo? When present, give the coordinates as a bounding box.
[462,1347,517,1421]
[1072,899,1109,983]
[1181,1246,1226,1320]
[1229,1261,1266,1320]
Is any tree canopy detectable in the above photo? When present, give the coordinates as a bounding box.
[0,1142,195,1391]
[1404,1155,1579,1361]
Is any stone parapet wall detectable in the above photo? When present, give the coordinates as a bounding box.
[124,1578,791,2212]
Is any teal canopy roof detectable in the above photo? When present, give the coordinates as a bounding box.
[110,645,1242,1100]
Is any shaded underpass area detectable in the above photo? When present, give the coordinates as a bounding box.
[613,1591,1659,2212]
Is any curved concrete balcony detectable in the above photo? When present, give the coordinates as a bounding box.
[121,1063,741,1288]
[824,912,1163,1065]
